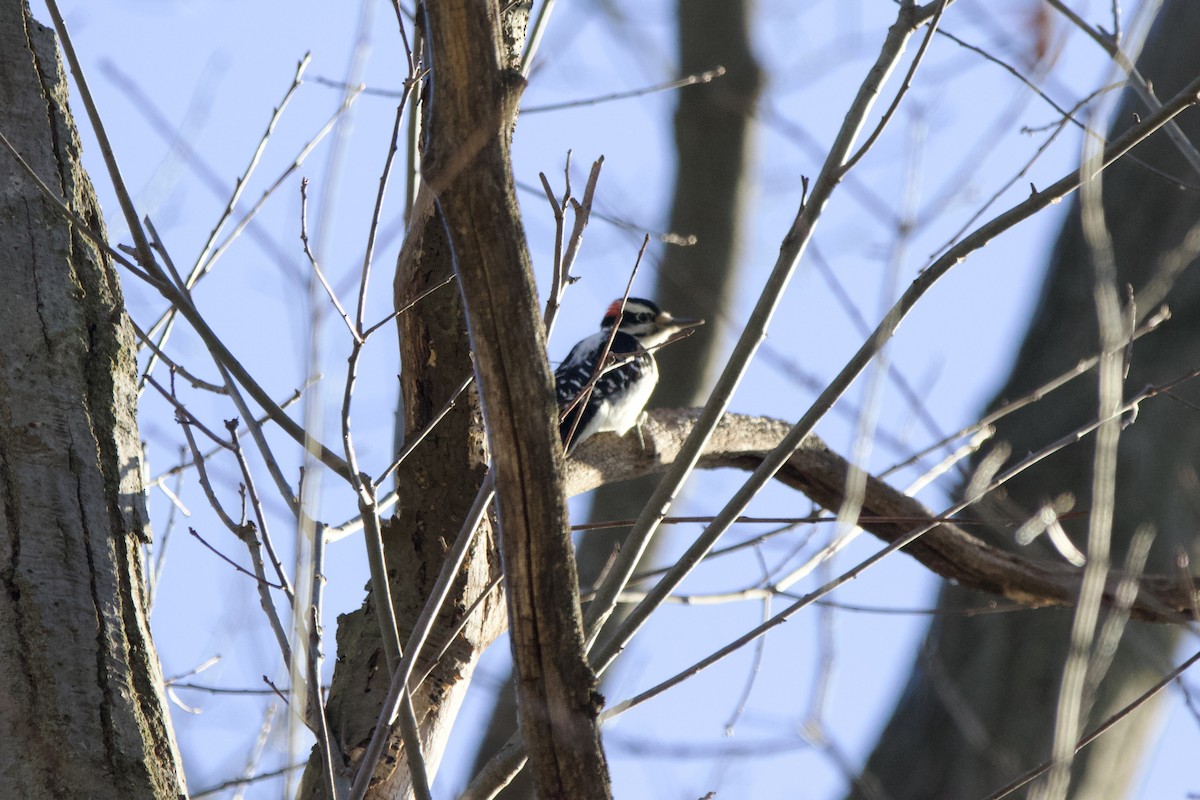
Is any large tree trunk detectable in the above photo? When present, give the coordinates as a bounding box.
[0,3,186,798]
[851,3,1200,798]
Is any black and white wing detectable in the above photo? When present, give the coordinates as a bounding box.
[555,331,653,451]
[555,332,604,449]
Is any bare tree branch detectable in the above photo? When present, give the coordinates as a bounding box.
[568,408,1198,623]
[419,0,611,794]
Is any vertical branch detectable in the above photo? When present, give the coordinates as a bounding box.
[1034,69,1127,800]
[542,156,604,341]
[307,532,342,800]
[420,0,611,796]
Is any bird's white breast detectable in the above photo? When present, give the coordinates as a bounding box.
[593,356,657,436]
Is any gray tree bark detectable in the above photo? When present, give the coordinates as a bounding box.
[851,3,1200,798]
[0,3,186,798]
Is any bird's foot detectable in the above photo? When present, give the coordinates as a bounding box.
[634,412,649,452]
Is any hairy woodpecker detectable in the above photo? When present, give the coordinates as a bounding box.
[555,297,703,452]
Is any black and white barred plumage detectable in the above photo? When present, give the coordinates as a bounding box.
[555,297,703,452]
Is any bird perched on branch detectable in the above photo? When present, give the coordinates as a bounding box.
[555,297,703,452]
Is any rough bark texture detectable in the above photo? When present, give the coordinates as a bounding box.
[421,0,611,796]
[471,2,762,792]
[297,183,508,800]
[851,3,1200,798]
[300,28,516,800]
[0,4,186,798]
[298,3,540,799]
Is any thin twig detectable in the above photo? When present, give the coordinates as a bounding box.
[139,85,365,374]
[193,54,311,286]
[228,424,296,602]
[515,176,696,245]
[145,375,231,449]
[413,574,504,688]
[724,547,772,734]
[187,528,284,591]
[539,166,568,334]
[300,179,360,341]
[523,67,726,114]
[309,600,339,799]
[545,156,605,342]
[191,763,306,799]
[984,648,1200,800]
[157,377,293,666]
[1044,0,1200,177]
[842,0,949,173]
[0,132,160,287]
[129,319,225,393]
[166,681,299,696]
[357,78,417,334]
[148,445,188,608]
[336,81,426,686]
[201,82,361,280]
[362,272,457,340]
[560,157,604,280]
[388,0,417,74]
[43,0,154,269]
[374,373,474,489]
[144,219,311,512]
[927,82,1123,261]
[148,378,317,488]
[881,307,1169,478]
[139,54,313,391]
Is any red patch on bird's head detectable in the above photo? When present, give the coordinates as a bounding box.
[605,299,626,319]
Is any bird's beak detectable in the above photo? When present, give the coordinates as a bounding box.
[666,315,704,331]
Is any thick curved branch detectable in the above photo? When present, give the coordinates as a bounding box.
[567,408,1197,624]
